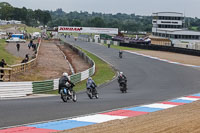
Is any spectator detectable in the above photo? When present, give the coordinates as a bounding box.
[108,43,111,48]
[16,43,20,52]
[28,40,33,49]
[0,59,7,81]
[21,57,28,63]
[32,43,37,51]
[25,54,29,61]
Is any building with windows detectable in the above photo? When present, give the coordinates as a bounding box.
[151,12,200,49]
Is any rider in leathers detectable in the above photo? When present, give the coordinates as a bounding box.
[86,77,97,91]
[58,72,75,94]
[118,72,127,88]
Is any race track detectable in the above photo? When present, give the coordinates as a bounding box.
[1,37,200,128]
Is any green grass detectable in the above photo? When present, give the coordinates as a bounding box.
[46,46,116,94]
[19,26,41,33]
[104,44,142,51]
[190,26,198,31]
[0,24,41,33]
[0,39,21,65]
[0,24,16,30]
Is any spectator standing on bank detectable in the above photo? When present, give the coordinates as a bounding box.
[28,40,33,49]
[21,57,28,63]
[16,43,20,52]
[32,43,37,51]
[0,59,7,81]
[25,54,29,61]
[108,43,111,48]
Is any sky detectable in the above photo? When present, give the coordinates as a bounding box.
[1,0,200,18]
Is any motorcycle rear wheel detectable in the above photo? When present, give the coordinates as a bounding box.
[61,90,68,102]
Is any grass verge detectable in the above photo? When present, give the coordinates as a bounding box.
[0,24,41,33]
[0,39,21,65]
[19,26,41,33]
[0,24,16,30]
[46,46,116,94]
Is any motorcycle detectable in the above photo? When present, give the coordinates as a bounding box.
[119,51,123,58]
[87,87,98,99]
[119,80,127,93]
[60,83,77,102]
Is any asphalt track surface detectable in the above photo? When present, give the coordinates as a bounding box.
[1,37,200,128]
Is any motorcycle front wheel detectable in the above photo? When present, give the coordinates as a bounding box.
[72,91,77,102]
[87,89,93,99]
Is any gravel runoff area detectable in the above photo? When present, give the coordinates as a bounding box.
[59,50,200,133]
[10,40,90,81]
[132,50,200,66]
[61,100,200,133]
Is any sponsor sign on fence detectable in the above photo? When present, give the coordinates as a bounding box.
[58,26,118,34]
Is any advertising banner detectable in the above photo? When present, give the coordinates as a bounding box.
[58,26,118,34]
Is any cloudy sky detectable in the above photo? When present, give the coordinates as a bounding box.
[1,0,200,18]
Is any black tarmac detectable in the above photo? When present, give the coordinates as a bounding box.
[1,37,200,128]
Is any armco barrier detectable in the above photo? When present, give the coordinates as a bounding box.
[120,42,200,56]
[0,37,95,98]
[70,73,81,84]
[78,36,119,46]
[0,82,32,98]
[33,80,54,93]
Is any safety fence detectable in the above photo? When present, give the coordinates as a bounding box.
[0,38,42,81]
[0,68,12,82]
[0,38,95,98]
[79,35,200,55]
[150,36,200,51]
[120,42,200,56]
[0,82,32,98]
[78,36,120,46]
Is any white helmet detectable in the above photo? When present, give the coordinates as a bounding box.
[120,72,123,75]
[63,72,68,77]
[88,77,92,80]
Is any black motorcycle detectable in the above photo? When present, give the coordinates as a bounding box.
[119,80,127,93]
[119,51,123,58]
[60,84,77,102]
[87,87,98,99]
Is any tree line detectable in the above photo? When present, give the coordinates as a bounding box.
[1,2,200,32]
[0,2,51,27]
[48,8,152,32]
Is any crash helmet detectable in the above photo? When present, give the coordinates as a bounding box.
[63,72,68,77]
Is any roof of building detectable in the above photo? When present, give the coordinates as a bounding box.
[157,29,200,36]
[152,12,183,17]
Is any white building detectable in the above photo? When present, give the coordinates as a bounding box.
[0,19,21,25]
[152,12,200,49]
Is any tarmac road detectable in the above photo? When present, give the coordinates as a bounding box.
[1,37,200,128]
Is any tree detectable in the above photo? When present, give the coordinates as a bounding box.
[71,19,81,26]
[41,11,52,27]
[90,17,105,27]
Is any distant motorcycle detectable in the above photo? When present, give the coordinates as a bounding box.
[119,80,127,93]
[60,83,77,102]
[119,51,123,58]
[87,86,98,99]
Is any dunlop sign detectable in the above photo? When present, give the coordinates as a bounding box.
[58,26,118,34]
